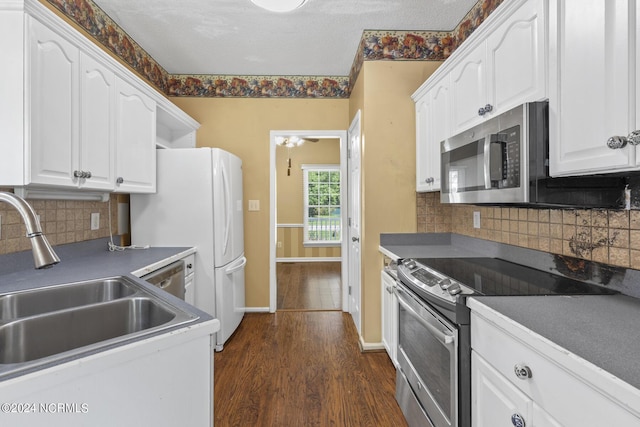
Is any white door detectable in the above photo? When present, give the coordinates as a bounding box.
[347,111,362,334]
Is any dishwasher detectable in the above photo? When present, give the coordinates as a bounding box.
[141,260,186,300]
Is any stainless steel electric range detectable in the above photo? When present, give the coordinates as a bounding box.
[395,257,617,427]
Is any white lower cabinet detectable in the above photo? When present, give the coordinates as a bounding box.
[0,320,217,427]
[470,308,640,427]
[381,270,398,367]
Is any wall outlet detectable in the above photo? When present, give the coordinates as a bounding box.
[473,211,481,229]
[277,241,283,248]
[91,212,100,230]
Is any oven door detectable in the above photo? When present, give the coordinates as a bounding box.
[396,283,458,427]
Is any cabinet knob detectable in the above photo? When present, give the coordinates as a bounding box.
[628,130,640,146]
[116,177,124,184]
[187,263,193,269]
[606,136,628,149]
[424,177,435,184]
[511,413,526,427]
[478,107,486,116]
[73,170,82,178]
[514,363,532,380]
[352,237,360,242]
[483,103,493,113]
[85,171,92,179]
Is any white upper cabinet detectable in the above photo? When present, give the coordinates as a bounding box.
[79,53,116,190]
[28,17,79,188]
[549,0,639,176]
[450,0,547,135]
[114,77,156,193]
[414,0,546,193]
[0,0,199,197]
[414,77,448,192]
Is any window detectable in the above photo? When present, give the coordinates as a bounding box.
[302,165,341,246]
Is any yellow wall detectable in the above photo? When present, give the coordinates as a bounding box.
[170,98,348,307]
[276,138,341,259]
[351,61,442,344]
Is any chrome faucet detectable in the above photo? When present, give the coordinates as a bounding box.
[0,192,60,269]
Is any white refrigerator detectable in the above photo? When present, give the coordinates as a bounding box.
[130,148,245,351]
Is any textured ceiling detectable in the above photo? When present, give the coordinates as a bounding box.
[91,0,477,76]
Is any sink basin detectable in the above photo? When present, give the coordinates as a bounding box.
[0,276,199,378]
[0,297,175,364]
[0,278,136,320]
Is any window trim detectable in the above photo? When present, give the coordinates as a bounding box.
[301,164,341,247]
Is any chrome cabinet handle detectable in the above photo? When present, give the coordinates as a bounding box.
[607,136,628,149]
[424,177,434,184]
[628,130,640,146]
[478,104,493,116]
[351,237,360,242]
[511,413,526,427]
[514,364,532,380]
[116,177,124,184]
[73,170,92,179]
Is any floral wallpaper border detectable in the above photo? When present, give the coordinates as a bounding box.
[45,0,503,99]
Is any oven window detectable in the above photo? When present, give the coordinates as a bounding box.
[442,138,485,194]
[399,304,452,420]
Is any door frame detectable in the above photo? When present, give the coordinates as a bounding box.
[269,129,349,313]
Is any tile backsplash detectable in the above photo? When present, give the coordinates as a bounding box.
[417,192,640,269]
[0,193,117,256]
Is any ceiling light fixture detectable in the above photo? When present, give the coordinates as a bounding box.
[275,136,305,148]
[250,0,308,13]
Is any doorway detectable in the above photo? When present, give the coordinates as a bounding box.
[269,130,348,313]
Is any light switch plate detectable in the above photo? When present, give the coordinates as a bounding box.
[248,200,260,211]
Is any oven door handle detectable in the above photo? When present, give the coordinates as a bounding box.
[397,293,454,346]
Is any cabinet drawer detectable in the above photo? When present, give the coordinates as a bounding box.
[471,312,640,426]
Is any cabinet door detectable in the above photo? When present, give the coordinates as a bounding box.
[549,0,635,176]
[472,351,533,427]
[381,271,397,366]
[115,77,156,193]
[80,53,115,190]
[450,45,487,134]
[487,0,546,114]
[416,79,447,192]
[28,17,79,187]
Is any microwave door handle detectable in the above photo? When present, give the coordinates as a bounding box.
[483,135,492,189]
[396,292,454,346]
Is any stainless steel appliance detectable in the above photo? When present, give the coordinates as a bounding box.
[142,260,186,300]
[395,257,616,427]
[440,101,625,207]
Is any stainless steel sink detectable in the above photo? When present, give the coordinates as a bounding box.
[0,276,199,378]
[0,278,136,320]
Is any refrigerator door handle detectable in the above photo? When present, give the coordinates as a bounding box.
[225,256,247,275]
[221,161,232,256]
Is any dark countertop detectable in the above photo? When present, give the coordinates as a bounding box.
[469,295,640,400]
[0,238,213,381]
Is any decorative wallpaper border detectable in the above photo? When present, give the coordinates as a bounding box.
[45,0,503,99]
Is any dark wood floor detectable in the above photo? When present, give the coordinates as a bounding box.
[277,262,342,311]
[214,311,407,427]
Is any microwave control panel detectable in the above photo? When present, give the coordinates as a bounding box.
[490,125,520,189]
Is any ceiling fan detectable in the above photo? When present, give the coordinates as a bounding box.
[276,136,321,176]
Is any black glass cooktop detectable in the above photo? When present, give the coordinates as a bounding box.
[415,257,617,296]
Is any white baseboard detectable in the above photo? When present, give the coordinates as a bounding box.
[276,257,341,263]
[359,336,385,352]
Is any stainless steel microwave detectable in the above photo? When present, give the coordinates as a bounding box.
[440,101,625,207]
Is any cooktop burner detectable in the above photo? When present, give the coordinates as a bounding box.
[415,257,617,296]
